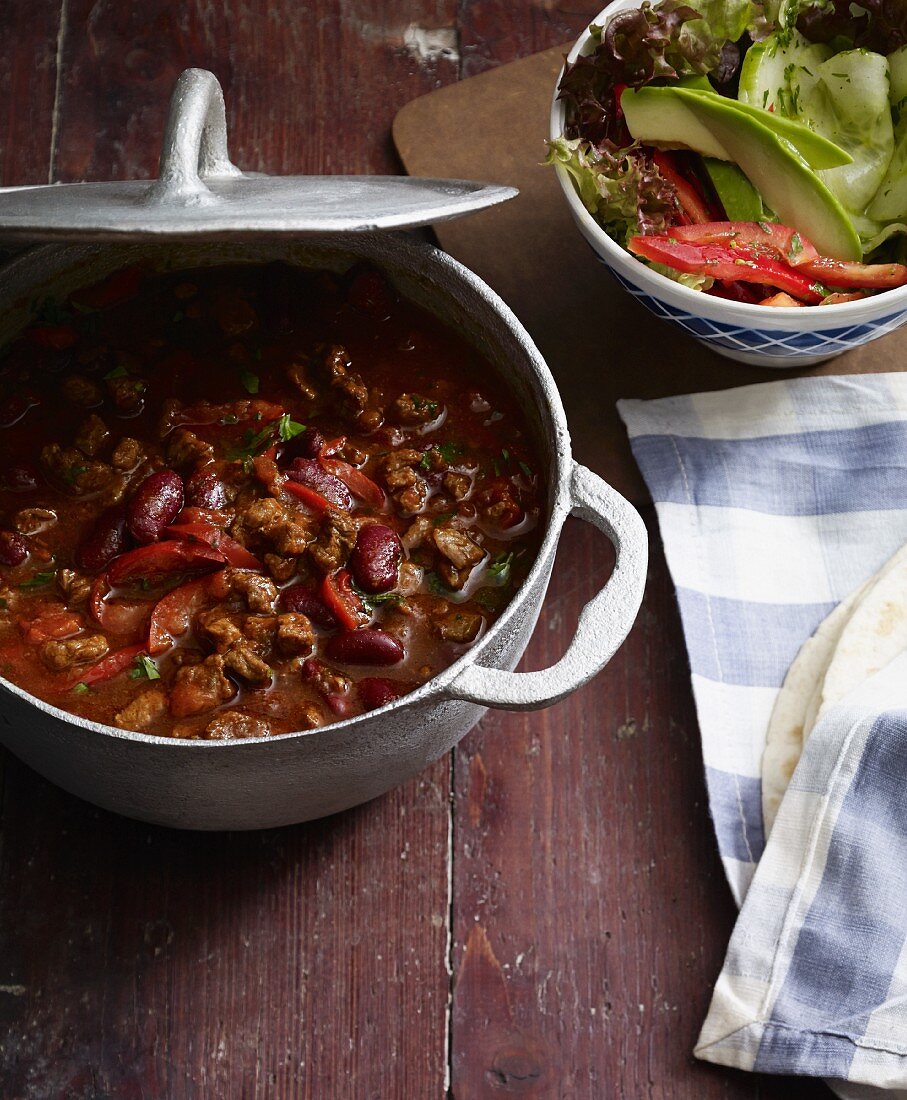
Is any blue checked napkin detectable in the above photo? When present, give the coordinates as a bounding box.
[619,374,907,1096]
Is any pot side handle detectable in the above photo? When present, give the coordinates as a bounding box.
[146,68,242,206]
[444,462,647,711]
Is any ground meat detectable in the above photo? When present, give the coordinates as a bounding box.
[264,552,296,582]
[443,472,473,500]
[62,375,103,408]
[165,428,215,470]
[106,373,146,416]
[213,568,279,613]
[391,393,442,426]
[170,654,236,717]
[276,612,315,657]
[402,516,433,550]
[196,609,244,653]
[41,444,113,495]
[320,344,368,413]
[240,497,312,556]
[432,526,485,590]
[303,658,352,698]
[475,484,524,530]
[308,507,358,574]
[56,568,91,606]
[433,607,484,643]
[381,449,429,515]
[222,639,272,686]
[75,414,110,456]
[111,437,145,471]
[286,358,318,401]
[42,632,109,672]
[202,710,271,740]
[115,686,169,732]
[14,507,56,535]
[397,561,423,595]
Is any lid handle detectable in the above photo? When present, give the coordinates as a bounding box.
[145,68,242,206]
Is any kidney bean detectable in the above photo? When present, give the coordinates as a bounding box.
[127,469,184,545]
[185,468,228,510]
[325,628,404,666]
[349,524,402,594]
[2,463,41,492]
[358,677,406,711]
[75,505,131,573]
[278,584,338,630]
[0,530,28,567]
[279,427,325,464]
[287,458,352,510]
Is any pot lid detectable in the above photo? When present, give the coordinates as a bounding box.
[0,69,517,242]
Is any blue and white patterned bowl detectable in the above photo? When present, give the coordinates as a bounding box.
[550,0,907,368]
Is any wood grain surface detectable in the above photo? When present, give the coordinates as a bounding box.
[0,3,827,1098]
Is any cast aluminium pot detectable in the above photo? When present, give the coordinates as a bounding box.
[0,236,647,830]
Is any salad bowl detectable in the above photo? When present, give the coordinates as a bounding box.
[550,0,907,368]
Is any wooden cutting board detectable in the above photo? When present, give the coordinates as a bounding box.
[393,46,906,503]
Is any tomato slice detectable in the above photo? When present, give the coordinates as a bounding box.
[795,256,907,289]
[58,643,147,692]
[652,151,712,225]
[88,575,152,638]
[164,523,263,571]
[148,575,215,654]
[284,478,332,514]
[628,235,824,303]
[107,541,226,585]
[668,221,820,266]
[322,570,369,631]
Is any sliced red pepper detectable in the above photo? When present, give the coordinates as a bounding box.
[668,221,820,266]
[58,643,147,692]
[19,610,83,645]
[107,540,226,586]
[70,265,145,311]
[88,575,152,638]
[148,575,215,655]
[171,399,285,430]
[652,150,711,225]
[164,522,263,571]
[795,256,907,289]
[318,439,385,509]
[322,570,369,631]
[284,478,333,514]
[26,324,79,350]
[628,235,824,303]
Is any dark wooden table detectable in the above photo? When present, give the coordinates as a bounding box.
[0,3,828,1097]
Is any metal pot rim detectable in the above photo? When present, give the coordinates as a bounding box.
[0,234,574,748]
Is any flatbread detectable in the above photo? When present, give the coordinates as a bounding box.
[761,544,907,837]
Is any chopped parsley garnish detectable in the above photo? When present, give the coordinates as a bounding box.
[130,654,160,681]
[64,465,89,485]
[473,588,504,611]
[239,369,260,395]
[487,551,514,583]
[104,364,129,381]
[277,413,306,442]
[435,442,464,464]
[519,460,533,478]
[353,585,404,613]
[19,571,55,589]
[72,682,91,695]
[432,511,456,526]
[226,423,276,463]
[426,571,451,595]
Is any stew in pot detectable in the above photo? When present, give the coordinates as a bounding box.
[0,262,543,738]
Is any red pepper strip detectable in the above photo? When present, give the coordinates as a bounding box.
[628,236,824,303]
[58,643,147,692]
[652,150,711,225]
[322,570,369,631]
[88,575,152,638]
[172,399,285,430]
[107,540,226,586]
[70,264,145,311]
[148,575,215,654]
[318,439,386,509]
[26,324,80,350]
[669,221,820,266]
[19,611,83,645]
[284,478,333,514]
[164,522,263,571]
[794,256,907,289]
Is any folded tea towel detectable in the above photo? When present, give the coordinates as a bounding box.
[619,374,907,1095]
